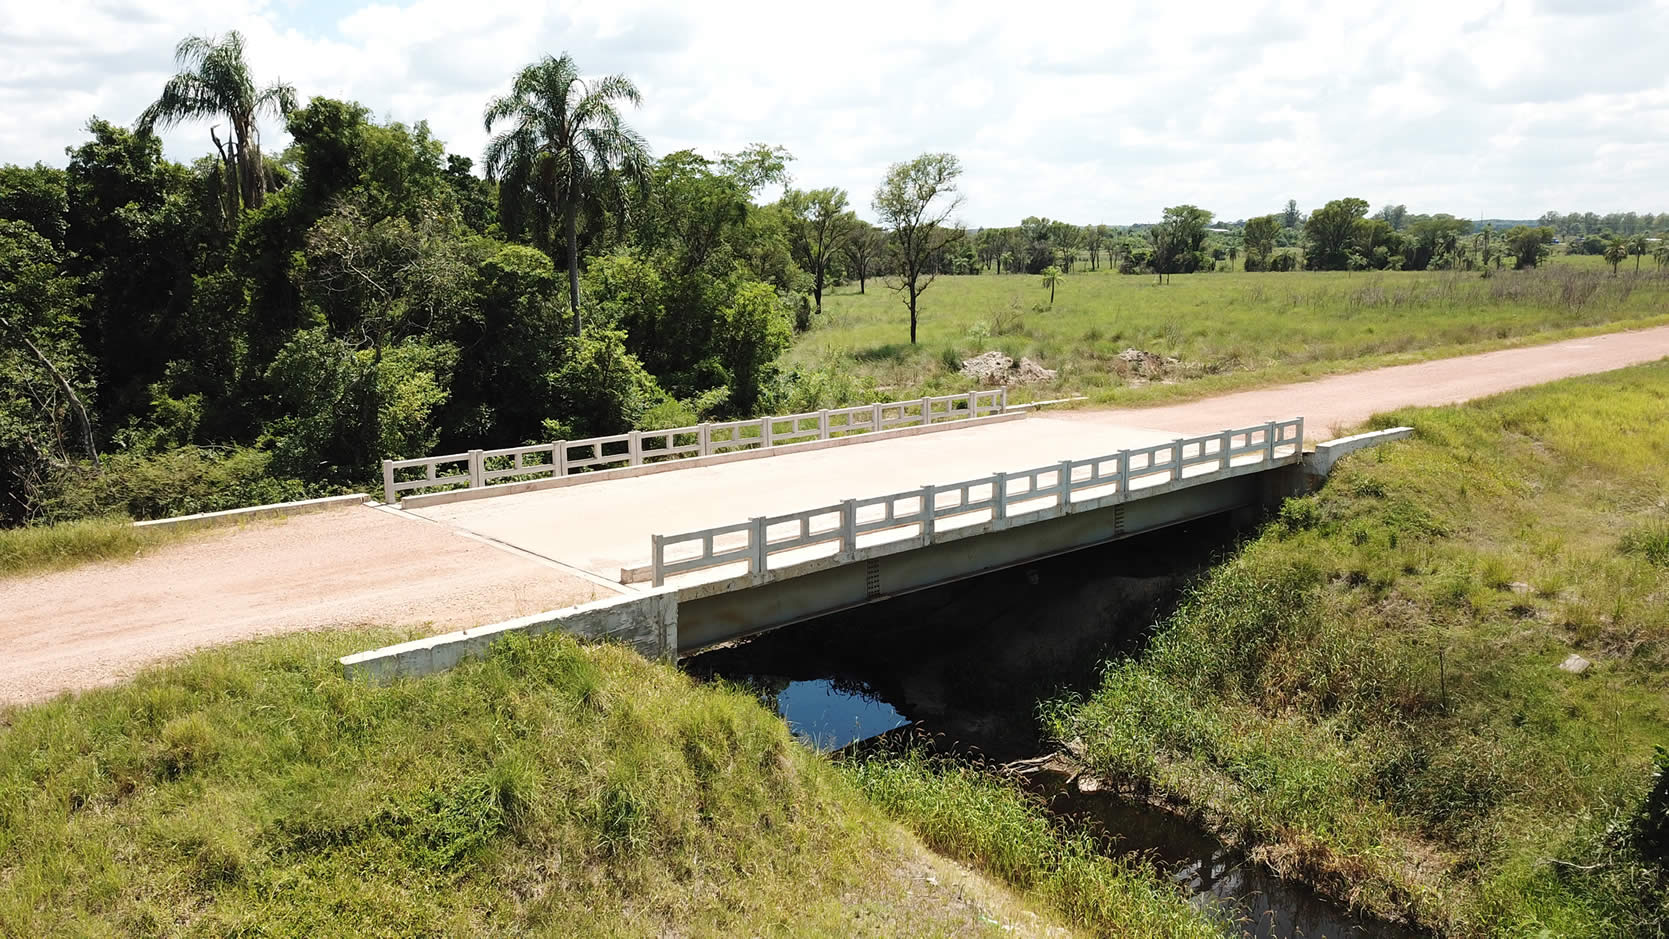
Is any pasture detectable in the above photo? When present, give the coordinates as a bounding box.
[789,265,1669,406]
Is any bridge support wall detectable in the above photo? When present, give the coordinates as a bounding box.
[340,588,678,682]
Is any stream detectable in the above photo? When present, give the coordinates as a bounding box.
[686,515,1422,939]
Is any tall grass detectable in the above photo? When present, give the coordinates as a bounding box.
[1053,362,1669,936]
[791,266,1669,407]
[0,627,1219,936]
[0,516,179,577]
[847,749,1224,938]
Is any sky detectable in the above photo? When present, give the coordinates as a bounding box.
[2,0,1667,227]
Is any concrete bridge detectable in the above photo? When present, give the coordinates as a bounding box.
[13,326,1666,704]
[345,400,1392,679]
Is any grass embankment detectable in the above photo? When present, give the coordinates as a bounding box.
[1050,362,1669,935]
[793,267,1669,406]
[849,750,1222,938]
[0,516,179,578]
[0,628,1216,937]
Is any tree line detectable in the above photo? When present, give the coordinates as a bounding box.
[970,198,1666,278]
[0,34,965,525]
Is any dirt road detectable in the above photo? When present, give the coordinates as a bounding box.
[0,508,606,705]
[3,324,1666,707]
[1070,324,1669,437]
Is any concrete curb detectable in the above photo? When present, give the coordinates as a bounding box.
[1007,395,1090,411]
[395,411,1028,511]
[1302,427,1415,478]
[340,588,679,682]
[134,492,371,532]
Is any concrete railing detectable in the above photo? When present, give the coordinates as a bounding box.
[646,417,1304,587]
[381,389,1008,504]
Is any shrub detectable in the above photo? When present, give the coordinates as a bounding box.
[1634,746,1669,865]
[43,447,314,522]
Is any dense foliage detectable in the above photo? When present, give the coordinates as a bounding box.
[0,37,899,525]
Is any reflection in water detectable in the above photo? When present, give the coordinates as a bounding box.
[775,678,909,750]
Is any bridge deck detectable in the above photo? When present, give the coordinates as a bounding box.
[407,415,1192,585]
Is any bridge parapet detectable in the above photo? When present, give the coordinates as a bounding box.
[638,417,1304,588]
[381,389,1007,504]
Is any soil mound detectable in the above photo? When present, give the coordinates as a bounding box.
[959,351,1058,386]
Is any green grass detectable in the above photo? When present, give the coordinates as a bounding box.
[1050,362,1669,936]
[0,627,1218,937]
[0,516,180,578]
[847,750,1224,938]
[788,266,1669,407]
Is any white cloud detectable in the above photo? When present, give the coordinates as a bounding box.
[1,0,1666,224]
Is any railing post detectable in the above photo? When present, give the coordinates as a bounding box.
[381,460,396,505]
[651,534,666,588]
[993,472,1008,521]
[628,430,642,466]
[468,449,484,488]
[1058,459,1074,511]
[698,423,711,456]
[1265,421,1278,463]
[1116,450,1130,496]
[554,441,568,476]
[871,402,883,433]
[762,417,773,448]
[920,396,932,426]
[918,485,936,540]
[819,409,830,439]
[1220,429,1233,471]
[999,387,1008,413]
[750,516,768,574]
[1172,439,1186,481]
[840,499,857,559]
[966,390,977,419]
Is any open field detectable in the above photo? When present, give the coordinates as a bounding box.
[0,628,1219,937]
[791,267,1669,407]
[1051,362,1669,935]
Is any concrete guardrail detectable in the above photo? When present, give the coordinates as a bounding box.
[382,389,1008,505]
[641,417,1306,587]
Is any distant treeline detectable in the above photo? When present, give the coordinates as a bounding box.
[969,199,1666,278]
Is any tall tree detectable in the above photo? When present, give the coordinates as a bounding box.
[1603,238,1628,275]
[137,31,295,216]
[841,219,883,294]
[782,187,852,315]
[483,53,649,335]
[872,153,963,345]
[1304,197,1370,270]
[1040,265,1061,305]
[1084,224,1108,271]
[1630,234,1650,274]
[1282,199,1301,229]
[1503,226,1554,269]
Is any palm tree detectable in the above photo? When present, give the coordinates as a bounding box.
[1654,241,1669,273]
[137,31,295,215]
[484,54,649,335]
[1603,238,1628,275]
[1630,234,1649,274]
[1040,265,1062,305]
